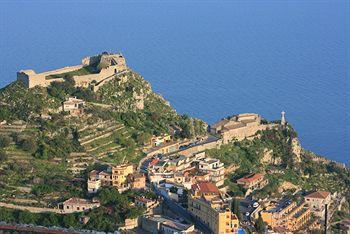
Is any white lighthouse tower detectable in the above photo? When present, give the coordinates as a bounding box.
[281,111,287,127]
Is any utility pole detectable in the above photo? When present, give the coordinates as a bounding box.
[324,203,328,234]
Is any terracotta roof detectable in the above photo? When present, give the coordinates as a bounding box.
[136,196,153,203]
[192,181,220,194]
[89,170,99,177]
[305,191,330,199]
[98,171,111,176]
[63,197,99,205]
[132,173,145,178]
[237,173,264,183]
[150,158,160,166]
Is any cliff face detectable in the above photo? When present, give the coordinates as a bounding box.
[291,138,302,163]
[261,148,282,165]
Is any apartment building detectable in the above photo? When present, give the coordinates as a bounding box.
[236,173,268,192]
[261,198,311,232]
[304,191,331,219]
[187,182,239,234]
[112,164,134,190]
[198,158,225,187]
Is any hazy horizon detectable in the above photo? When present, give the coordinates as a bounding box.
[0,0,349,166]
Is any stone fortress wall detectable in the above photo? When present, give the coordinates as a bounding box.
[211,113,272,143]
[17,52,127,91]
[17,65,82,88]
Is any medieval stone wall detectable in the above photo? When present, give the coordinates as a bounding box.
[17,53,126,90]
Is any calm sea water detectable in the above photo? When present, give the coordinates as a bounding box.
[0,1,349,166]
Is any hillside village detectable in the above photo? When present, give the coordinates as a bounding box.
[0,53,349,233]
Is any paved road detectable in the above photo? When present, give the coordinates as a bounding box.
[151,184,212,234]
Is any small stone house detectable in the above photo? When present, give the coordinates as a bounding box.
[59,197,100,213]
[62,97,85,116]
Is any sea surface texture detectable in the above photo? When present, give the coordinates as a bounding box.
[0,1,349,165]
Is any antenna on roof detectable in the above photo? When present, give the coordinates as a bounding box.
[122,155,126,164]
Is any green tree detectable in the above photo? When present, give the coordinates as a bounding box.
[134,132,152,145]
[19,138,36,152]
[0,150,8,162]
[32,184,54,196]
[0,207,15,222]
[255,214,266,233]
[41,213,59,227]
[34,142,49,159]
[18,211,38,224]
[62,214,77,228]
[0,135,12,147]
[231,198,242,220]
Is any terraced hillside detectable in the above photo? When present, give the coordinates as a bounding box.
[0,64,207,208]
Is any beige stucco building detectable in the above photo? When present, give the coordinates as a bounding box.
[62,97,85,115]
[112,163,134,190]
[198,158,225,187]
[261,199,311,232]
[59,198,100,213]
[17,52,127,91]
[304,191,331,220]
[236,173,268,193]
[211,113,269,143]
[188,182,239,234]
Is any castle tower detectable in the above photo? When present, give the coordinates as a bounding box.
[281,111,287,126]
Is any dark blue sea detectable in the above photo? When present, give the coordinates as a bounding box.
[0,1,349,166]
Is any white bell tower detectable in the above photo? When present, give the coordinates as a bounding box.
[281,111,287,126]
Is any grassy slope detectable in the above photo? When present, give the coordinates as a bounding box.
[0,81,61,121]
[207,127,350,199]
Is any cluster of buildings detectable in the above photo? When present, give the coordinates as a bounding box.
[87,163,146,193]
[17,52,127,91]
[210,113,271,143]
[145,151,243,233]
[261,191,332,232]
[148,151,226,189]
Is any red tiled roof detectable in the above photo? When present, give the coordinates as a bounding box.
[98,171,111,176]
[89,170,99,178]
[63,197,99,205]
[136,196,153,203]
[237,173,264,183]
[150,158,160,166]
[132,173,145,179]
[305,191,330,199]
[192,181,220,194]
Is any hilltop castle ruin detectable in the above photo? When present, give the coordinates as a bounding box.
[17,52,127,91]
